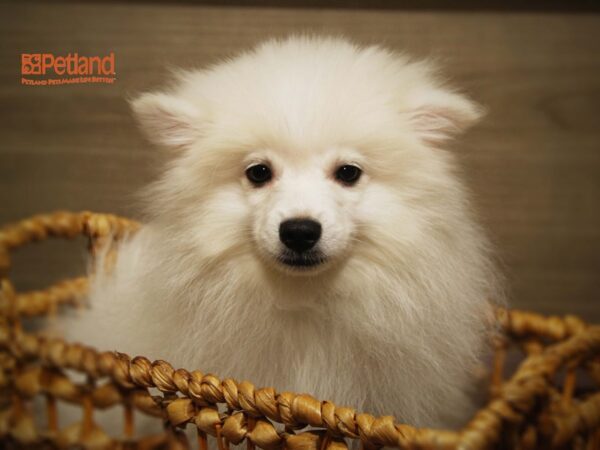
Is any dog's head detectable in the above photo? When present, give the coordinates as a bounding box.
[132,36,483,280]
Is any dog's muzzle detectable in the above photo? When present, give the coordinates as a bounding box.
[278,218,324,267]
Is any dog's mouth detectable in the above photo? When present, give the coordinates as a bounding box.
[277,250,326,269]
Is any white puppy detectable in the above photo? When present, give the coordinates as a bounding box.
[63,36,502,429]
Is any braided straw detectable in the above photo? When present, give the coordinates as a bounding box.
[0,212,598,450]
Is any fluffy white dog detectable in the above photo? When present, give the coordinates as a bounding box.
[63,36,502,429]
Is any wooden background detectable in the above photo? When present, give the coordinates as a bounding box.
[0,2,599,320]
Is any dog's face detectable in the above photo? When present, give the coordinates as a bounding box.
[241,146,367,273]
[132,37,482,279]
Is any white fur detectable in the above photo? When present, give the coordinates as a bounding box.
[61,36,501,429]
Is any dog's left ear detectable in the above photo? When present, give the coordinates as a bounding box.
[405,88,484,144]
[130,92,203,149]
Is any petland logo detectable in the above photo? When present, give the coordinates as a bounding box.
[21,52,116,86]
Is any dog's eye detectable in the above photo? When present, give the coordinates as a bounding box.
[245,164,273,186]
[335,164,362,186]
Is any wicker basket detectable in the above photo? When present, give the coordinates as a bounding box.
[0,212,599,450]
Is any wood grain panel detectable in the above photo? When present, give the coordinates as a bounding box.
[1,3,599,319]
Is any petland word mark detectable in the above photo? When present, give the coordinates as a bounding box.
[21,52,116,86]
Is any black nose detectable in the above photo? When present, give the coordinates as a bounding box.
[279,219,322,253]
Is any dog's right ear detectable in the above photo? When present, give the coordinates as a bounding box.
[130,92,202,149]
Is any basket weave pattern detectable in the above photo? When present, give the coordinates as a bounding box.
[0,212,599,449]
